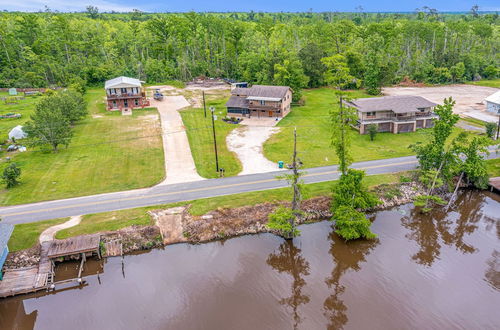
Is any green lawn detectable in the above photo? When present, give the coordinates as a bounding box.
[0,88,165,205]
[180,90,242,178]
[486,158,500,177]
[466,79,500,88]
[264,88,467,168]
[0,92,40,141]
[8,218,68,252]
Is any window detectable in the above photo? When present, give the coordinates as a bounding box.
[366,111,376,117]
[260,100,265,105]
[134,99,139,106]
[121,88,127,94]
[112,100,117,108]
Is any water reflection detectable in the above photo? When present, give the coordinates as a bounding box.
[402,190,488,266]
[324,230,379,330]
[484,250,499,291]
[0,298,37,329]
[266,240,310,330]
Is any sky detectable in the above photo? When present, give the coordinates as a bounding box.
[0,0,499,13]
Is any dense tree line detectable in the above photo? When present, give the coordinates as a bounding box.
[0,10,498,95]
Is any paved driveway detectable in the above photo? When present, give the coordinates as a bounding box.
[150,96,204,184]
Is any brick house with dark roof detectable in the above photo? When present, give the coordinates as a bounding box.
[226,85,292,118]
[346,95,438,134]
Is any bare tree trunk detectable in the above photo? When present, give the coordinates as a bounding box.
[445,172,464,211]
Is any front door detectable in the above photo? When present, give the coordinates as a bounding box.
[124,99,128,108]
[268,111,273,117]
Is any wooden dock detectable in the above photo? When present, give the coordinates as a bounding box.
[489,177,500,192]
[0,243,53,298]
[104,239,123,257]
[0,235,101,298]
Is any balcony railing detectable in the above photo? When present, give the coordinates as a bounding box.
[248,105,281,111]
[107,93,142,99]
[361,112,435,123]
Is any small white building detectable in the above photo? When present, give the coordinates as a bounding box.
[8,125,27,140]
[485,90,500,114]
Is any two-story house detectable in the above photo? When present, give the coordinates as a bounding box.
[346,95,437,134]
[104,76,149,111]
[225,85,292,118]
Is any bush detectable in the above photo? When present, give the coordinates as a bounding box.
[484,122,497,139]
[2,162,21,188]
[367,124,377,141]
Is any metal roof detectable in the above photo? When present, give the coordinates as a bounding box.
[225,95,249,108]
[0,224,14,250]
[104,76,142,89]
[349,95,437,114]
[485,90,500,105]
[247,96,282,102]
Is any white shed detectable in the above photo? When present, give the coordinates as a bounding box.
[8,125,27,140]
[485,90,500,114]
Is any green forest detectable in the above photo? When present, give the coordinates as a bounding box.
[0,9,498,94]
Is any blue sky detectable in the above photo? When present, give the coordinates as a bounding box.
[0,0,498,13]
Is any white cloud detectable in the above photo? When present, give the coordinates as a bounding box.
[0,0,142,12]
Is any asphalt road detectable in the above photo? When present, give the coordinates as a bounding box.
[1,151,498,224]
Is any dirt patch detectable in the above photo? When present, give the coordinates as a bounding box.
[227,125,282,175]
[101,225,162,254]
[383,84,498,122]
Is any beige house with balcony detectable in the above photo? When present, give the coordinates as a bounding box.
[225,85,292,118]
[105,76,149,111]
[346,95,437,134]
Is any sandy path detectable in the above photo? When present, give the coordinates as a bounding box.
[383,84,498,122]
[227,125,282,175]
[39,215,82,243]
[150,96,204,184]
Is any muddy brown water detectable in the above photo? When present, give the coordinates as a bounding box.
[1,190,499,330]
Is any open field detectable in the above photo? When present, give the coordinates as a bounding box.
[466,79,500,88]
[180,89,242,178]
[264,88,471,168]
[383,84,498,122]
[0,88,164,205]
[0,92,39,140]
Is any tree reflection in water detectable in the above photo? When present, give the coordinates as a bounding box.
[402,190,486,266]
[267,240,310,330]
[324,230,379,330]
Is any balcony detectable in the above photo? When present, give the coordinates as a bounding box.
[248,104,281,111]
[361,113,436,124]
[107,93,143,100]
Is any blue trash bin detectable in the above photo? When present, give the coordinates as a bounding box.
[278,161,284,169]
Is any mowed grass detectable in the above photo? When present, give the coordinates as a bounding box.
[0,92,39,140]
[8,218,68,252]
[264,88,466,168]
[466,78,500,88]
[486,158,500,177]
[0,88,164,205]
[180,90,242,178]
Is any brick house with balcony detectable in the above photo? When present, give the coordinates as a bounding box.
[105,76,149,111]
[346,95,437,134]
[225,85,292,118]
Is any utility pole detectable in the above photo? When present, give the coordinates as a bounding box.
[496,110,499,140]
[291,127,301,214]
[202,91,207,118]
[210,106,219,173]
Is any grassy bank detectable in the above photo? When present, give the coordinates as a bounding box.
[180,89,242,178]
[8,218,68,251]
[54,171,404,242]
[0,88,164,205]
[264,88,465,168]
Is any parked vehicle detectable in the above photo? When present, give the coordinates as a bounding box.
[153,89,164,101]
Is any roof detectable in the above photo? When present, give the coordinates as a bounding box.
[105,76,142,89]
[349,95,437,114]
[230,85,290,99]
[225,95,249,108]
[0,224,14,250]
[485,90,500,105]
[47,234,100,258]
